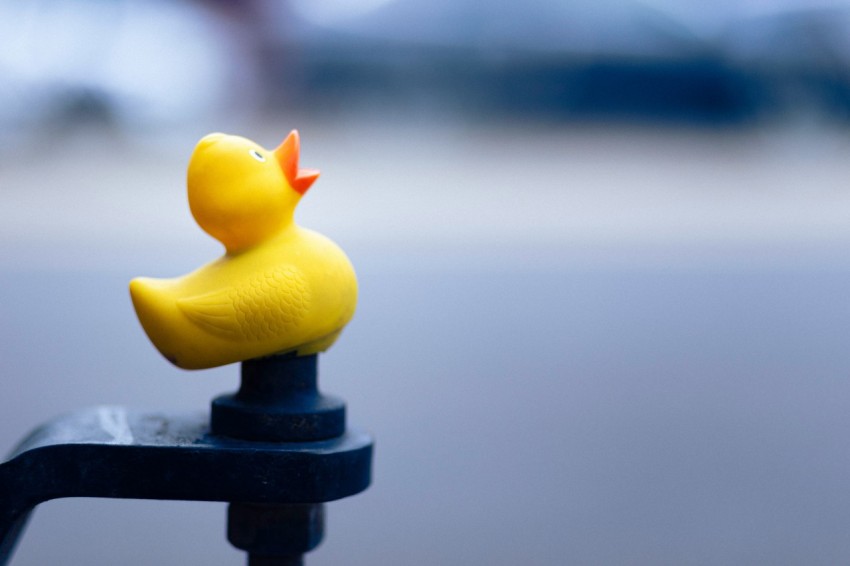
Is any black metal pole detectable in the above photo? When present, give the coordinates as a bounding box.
[212,354,344,564]
[248,556,302,566]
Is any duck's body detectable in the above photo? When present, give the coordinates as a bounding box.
[130,131,356,370]
[131,226,356,369]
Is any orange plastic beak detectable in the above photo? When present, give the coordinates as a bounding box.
[273,130,320,195]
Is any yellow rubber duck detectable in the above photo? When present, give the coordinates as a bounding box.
[130,131,357,370]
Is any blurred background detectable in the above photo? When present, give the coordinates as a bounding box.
[2,0,850,564]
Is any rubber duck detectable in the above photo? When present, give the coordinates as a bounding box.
[130,131,357,370]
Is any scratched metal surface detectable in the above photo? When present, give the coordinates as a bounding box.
[1,121,850,565]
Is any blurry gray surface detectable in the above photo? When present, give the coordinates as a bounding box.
[2,121,850,565]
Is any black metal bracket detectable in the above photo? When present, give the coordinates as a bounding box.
[0,354,373,565]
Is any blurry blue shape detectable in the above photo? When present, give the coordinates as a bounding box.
[261,0,850,125]
[490,58,764,124]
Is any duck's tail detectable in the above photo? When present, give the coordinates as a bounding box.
[130,277,183,367]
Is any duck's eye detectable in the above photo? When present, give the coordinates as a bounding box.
[249,149,266,162]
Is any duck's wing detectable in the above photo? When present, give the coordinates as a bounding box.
[177,266,311,341]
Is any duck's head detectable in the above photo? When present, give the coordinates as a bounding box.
[187,131,319,253]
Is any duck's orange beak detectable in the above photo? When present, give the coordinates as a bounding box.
[274,130,320,195]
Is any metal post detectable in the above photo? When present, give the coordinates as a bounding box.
[212,354,343,564]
